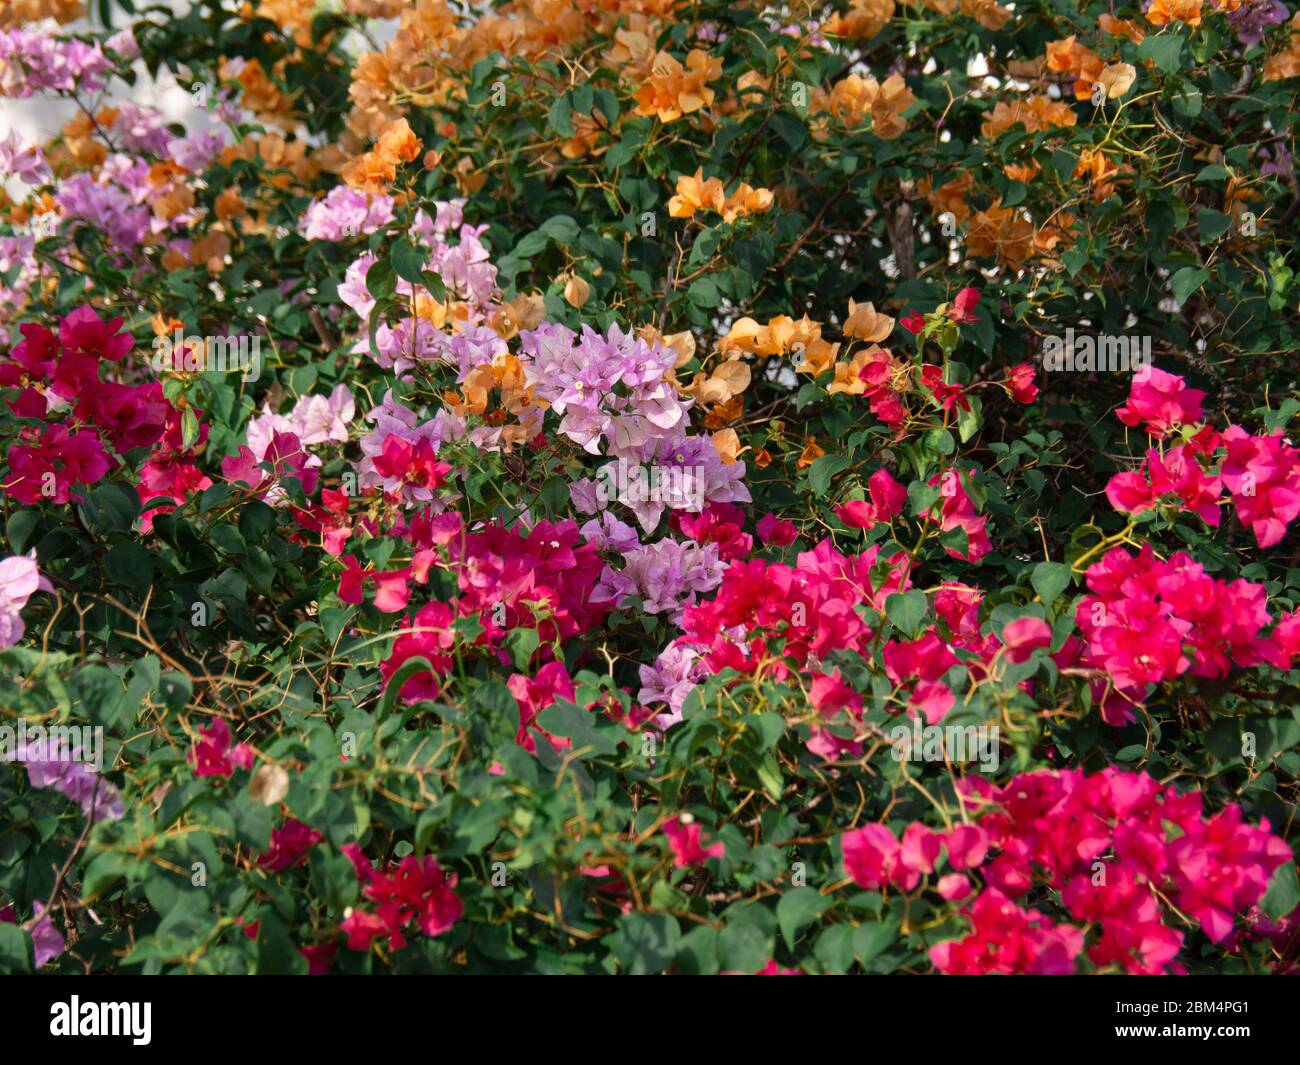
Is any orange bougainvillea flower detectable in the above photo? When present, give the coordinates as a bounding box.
[668,169,726,218]
[669,170,774,221]
[711,428,749,465]
[824,0,896,39]
[965,201,1038,269]
[980,94,1078,138]
[843,300,895,343]
[919,172,975,224]
[1145,0,1203,26]
[1264,14,1300,81]
[721,183,774,223]
[796,438,826,470]
[719,315,839,373]
[812,72,917,140]
[1074,147,1129,201]
[342,118,422,194]
[377,118,422,166]
[634,49,722,122]
[1098,13,1146,43]
[1045,35,1105,100]
[1003,161,1042,182]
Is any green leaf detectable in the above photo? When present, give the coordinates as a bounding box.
[366,259,396,301]
[809,454,851,498]
[610,913,679,974]
[506,627,540,671]
[1261,861,1300,922]
[0,923,32,973]
[1030,561,1072,606]
[884,590,928,638]
[1137,34,1184,75]
[1171,266,1209,305]
[104,541,154,597]
[1196,209,1231,243]
[6,510,38,554]
[853,919,899,966]
[778,887,832,951]
[390,239,427,286]
[718,920,770,973]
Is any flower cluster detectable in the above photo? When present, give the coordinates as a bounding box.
[844,767,1293,974]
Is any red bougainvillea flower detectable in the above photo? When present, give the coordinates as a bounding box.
[0,322,57,387]
[76,380,170,452]
[946,286,980,324]
[920,364,971,413]
[377,600,457,701]
[900,310,925,334]
[188,718,255,779]
[258,819,322,872]
[673,501,753,561]
[371,433,453,502]
[299,943,339,975]
[755,511,797,546]
[1006,362,1038,404]
[4,423,113,504]
[663,814,724,867]
[58,305,134,362]
[1115,364,1205,436]
[834,468,907,529]
[508,660,576,754]
[339,848,462,952]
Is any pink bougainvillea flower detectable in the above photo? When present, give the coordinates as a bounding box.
[809,669,862,717]
[1219,425,1300,548]
[29,902,66,969]
[842,823,914,890]
[943,823,989,871]
[1115,365,1205,436]
[900,310,925,334]
[868,467,908,521]
[834,499,878,529]
[663,814,725,867]
[930,888,1084,975]
[1000,616,1052,664]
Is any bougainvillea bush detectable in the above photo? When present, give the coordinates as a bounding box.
[0,0,1298,976]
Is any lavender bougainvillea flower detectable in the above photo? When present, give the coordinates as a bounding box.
[0,552,52,650]
[29,903,65,969]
